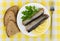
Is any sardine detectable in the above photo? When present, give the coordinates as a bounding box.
[25,14,49,32]
[22,8,44,26]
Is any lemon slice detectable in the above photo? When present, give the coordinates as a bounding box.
[31,20,48,35]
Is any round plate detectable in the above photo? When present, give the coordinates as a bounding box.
[17,3,50,36]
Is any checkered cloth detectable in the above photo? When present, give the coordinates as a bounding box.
[0,0,59,41]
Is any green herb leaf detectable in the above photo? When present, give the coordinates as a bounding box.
[21,6,39,21]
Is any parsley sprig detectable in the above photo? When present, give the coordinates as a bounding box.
[21,6,39,21]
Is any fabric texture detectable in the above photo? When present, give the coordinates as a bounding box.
[0,0,59,41]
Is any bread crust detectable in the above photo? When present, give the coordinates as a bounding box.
[6,6,19,16]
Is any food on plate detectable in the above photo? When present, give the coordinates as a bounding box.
[21,6,49,32]
[25,14,49,32]
[6,21,20,37]
[22,8,44,26]
[4,5,20,37]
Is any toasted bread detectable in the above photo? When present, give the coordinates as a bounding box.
[4,11,16,26]
[7,6,19,16]
[4,6,20,37]
[6,21,20,37]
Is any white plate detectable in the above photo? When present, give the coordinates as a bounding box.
[17,3,50,36]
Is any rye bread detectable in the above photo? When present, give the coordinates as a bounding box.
[7,6,19,16]
[4,11,16,26]
[4,5,19,26]
[6,21,20,37]
[4,6,20,37]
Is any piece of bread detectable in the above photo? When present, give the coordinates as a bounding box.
[4,6,20,37]
[4,5,19,26]
[6,21,20,37]
[7,6,19,16]
[4,11,16,26]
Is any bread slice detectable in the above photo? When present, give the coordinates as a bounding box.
[6,21,20,37]
[7,6,19,16]
[4,11,16,26]
[4,6,20,37]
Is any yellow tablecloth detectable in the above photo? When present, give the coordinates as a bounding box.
[0,0,60,41]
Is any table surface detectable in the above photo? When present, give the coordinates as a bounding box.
[0,0,60,41]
